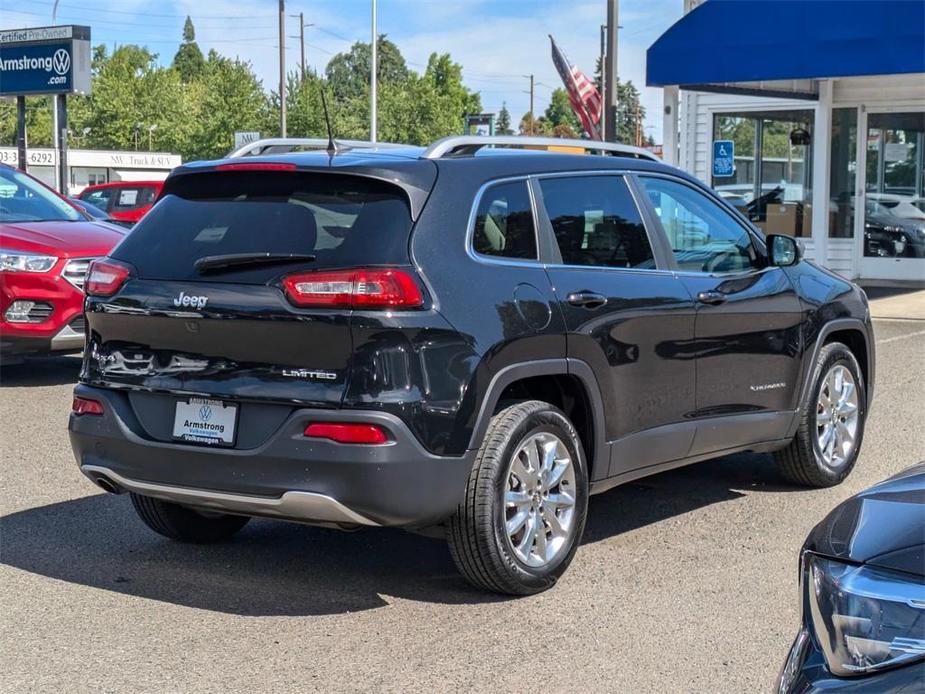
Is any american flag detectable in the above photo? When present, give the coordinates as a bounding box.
[549,35,602,140]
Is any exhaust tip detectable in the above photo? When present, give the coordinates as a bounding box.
[94,475,122,494]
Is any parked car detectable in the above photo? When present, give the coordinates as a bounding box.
[77,180,163,225]
[68,197,134,229]
[69,136,875,595]
[776,463,925,692]
[0,164,126,363]
[863,198,925,258]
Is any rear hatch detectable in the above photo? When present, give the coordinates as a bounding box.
[82,166,425,418]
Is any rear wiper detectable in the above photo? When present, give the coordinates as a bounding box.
[194,252,316,273]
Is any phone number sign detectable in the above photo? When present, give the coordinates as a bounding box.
[0,25,91,96]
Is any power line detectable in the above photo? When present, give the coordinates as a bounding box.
[20,0,278,20]
[5,8,277,33]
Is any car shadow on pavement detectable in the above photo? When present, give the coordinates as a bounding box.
[1,452,793,616]
[0,355,81,388]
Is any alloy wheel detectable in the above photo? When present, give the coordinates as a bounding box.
[815,364,860,469]
[503,432,577,568]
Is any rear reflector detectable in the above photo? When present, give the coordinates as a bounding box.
[282,268,423,309]
[216,162,297,172]
[72,396,104,416]
[85,258,131,297]
[304,422,389,444]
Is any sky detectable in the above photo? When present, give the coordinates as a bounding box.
[3,0,683,141]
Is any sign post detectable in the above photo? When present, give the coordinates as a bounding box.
[0,25,91,190]
[712,139,735,178]
[464,113,495,137]
[233,131,261,150]
[15,97,27,173]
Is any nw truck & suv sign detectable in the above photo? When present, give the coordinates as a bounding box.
[0,25,91,96]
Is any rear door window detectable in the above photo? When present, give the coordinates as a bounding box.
[472,179,537,260]
[112,186,157,211]
[112,171,415,283]
[539,175,656,269]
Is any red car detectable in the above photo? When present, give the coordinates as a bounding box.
[1,165,126,363]
[77,180,164,224]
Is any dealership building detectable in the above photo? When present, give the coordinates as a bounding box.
[1,146,181,194]
[649,0,925,282]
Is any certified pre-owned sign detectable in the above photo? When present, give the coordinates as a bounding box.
[0,25,90,97]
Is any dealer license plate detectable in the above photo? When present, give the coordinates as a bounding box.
[172,398,237,446]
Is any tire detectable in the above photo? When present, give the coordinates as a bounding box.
[775,341,867,488]
[447,400,589,595]
[130,493,250,543]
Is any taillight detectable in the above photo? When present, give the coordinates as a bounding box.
[72,396,104,416]
[304,422,389,444]
[282,268,423,309]
[85,259,131,297]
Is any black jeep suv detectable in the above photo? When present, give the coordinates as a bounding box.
[69,135,874,595]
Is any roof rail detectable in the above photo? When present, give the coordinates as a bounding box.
[421,135,660,161]
[227,137,407,158]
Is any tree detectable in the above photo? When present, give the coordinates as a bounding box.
[544,88,582,135]
[421,53,481,136]
[325,35,409,101]
[185,50,273,160]
[519,112,550,136]
[173,17,205,82]
[77,45,196,154]
[496,102,513,135]
[0,35,490,159]
[615,80,645,145]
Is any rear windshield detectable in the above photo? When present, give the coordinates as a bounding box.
[111,171,413,283]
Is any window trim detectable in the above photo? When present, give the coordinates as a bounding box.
[465,175,543,267]
[634,172,769,276]
[530,170,673,273]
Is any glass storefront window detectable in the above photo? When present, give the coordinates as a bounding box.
[712,110,813,236]
[829,108,857,239]
[863,111,925,258]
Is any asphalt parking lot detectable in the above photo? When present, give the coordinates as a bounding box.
[2,317,923,693]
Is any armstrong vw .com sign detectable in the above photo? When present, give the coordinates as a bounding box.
[0,25,91,96]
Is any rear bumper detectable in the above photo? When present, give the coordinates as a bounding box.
[68,384,474,527]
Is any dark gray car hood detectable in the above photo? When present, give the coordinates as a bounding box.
[804,462,925,576]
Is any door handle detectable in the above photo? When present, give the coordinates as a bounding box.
[567,291,607,309]
[696,290,727,306]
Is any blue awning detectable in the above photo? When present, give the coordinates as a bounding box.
[647,0,925,89]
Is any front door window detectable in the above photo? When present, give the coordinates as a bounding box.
[638,176,758,274]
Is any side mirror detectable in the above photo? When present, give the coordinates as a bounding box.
[767,234,801,267]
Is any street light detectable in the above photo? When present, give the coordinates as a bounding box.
[147,124,158,151]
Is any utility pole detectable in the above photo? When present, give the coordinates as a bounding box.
[278,0,287,137]
[51,0,61,191]
[298,12,305,81]
[524,74,535,135]
[604,0,619,142]
[599,24,606,141]
[370,0,378,142]
[290,12,313,81]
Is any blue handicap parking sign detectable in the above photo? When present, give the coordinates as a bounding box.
[712,140,735,178]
